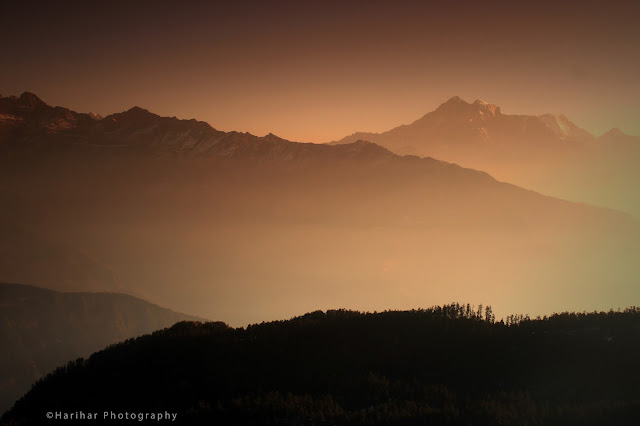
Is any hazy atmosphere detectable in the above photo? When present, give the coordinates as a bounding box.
[2,0,639,142]
[1,1,639,424]
[2,0,639,324]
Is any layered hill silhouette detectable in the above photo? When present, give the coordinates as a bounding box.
[0,92,638,327]
[0,282,202,415]
[4,306,640,425]
[332,96,640,217]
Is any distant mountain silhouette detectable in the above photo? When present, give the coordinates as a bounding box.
[0,282,203,415]
[598,127,640,149]
[0,92,395,164]
[0,91,638,329]
[332,96,593,156]
[6,91,636,232]
[4,306,640,425]
[331,96,640,217]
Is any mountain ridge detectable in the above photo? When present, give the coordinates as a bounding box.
[332,96,600,148]
[1,92,638,329]
[0,92,404,165]
[329,96,640,217]
[0,282,205,415]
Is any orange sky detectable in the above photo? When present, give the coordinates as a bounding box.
[1,0,639,142]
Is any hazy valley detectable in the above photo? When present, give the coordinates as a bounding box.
[1,92,638,327]
[3,1,639,423]
[1,91,639,422]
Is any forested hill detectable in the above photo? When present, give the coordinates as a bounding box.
[3,305,640,425]
[0,283,204,416]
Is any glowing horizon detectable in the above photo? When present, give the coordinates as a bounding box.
[1,0,639,142]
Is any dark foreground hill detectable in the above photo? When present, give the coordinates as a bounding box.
[0,283,203,415]
[4,305,640,425]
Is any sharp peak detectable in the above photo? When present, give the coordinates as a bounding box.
[601,128,627,137]
[105,105,159,122]
[434,96,501,116]
[113,106,161,120]
[18,91,46,108]
[19,91,43,100]
[124,106,153,114]
[472,99,496,106]
[443,96,469,105]
[263,132,283,139]
[261,132,292,143]
[433,96,469,113]
[439,96,499,109]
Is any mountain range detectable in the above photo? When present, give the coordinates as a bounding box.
[0,91,638,327]
[0,92,394,164]
[331,96,640,218]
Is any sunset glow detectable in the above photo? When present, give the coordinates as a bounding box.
[1,1,639,142]
[1,1,640,422]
